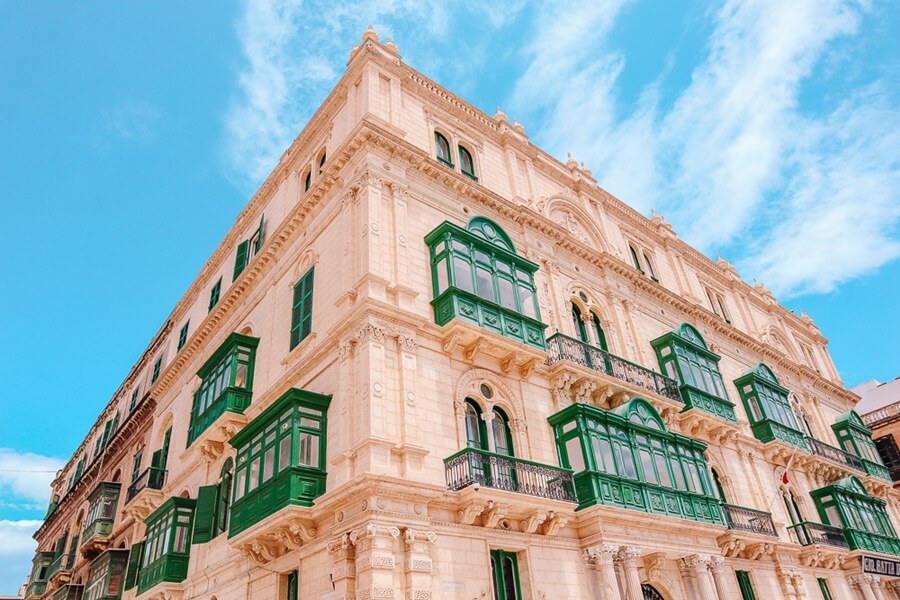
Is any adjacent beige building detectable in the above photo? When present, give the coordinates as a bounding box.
[26,29,900,600]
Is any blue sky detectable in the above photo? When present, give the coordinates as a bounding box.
[1,0,898,592]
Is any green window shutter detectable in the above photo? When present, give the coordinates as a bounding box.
[287,571,298,600]
[233,240,249,281]
[736,571,756,600]
[254,215,265,254]
[124,541,144,590]
[177,321,190,351]
[53,534,67,560]
[101,419,113,447]
[209,278,222,312]
[74,459,84,481]
[192,485,219,544]
[65,534,78,569]
[289,268,315,350]
[817,578,833,600]
[160,427,172,469]
[131,451,143,483]
[150,449,163,470]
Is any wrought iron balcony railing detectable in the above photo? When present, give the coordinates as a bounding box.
[126,466,167,503]
[444,447,577,503]
[721,504,777,536]
[787,521,848,549]
[546,333,682,404]
[46,551,74,580]
[805,436,864,471]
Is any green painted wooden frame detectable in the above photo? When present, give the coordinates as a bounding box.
[425,218,546,350]
[548,399,723,524]
[187,332,260,445]
[84,548,128,600]
[734,364,807,450]
[832,411,891,480]
[651,324,736,422]
[228,388,332,537]
[811,476,900,555]
[137,497,196,594]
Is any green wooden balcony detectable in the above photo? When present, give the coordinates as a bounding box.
[229,463,327,537]
[679,384,737,423]
[787,521,848,549]
[862,458,892,481]
[844,528,900,556]
[721,504,777,536]
[444,447,577,503]
[46,551,75,582]
[25,580,47,599]
[750,418,809,451]
[25,551,54,599]
[546,333,682,403]
[433,287,547,351]
[187,386,252,445]
[571,469,723,524]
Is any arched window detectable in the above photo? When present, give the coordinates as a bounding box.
[651,324,735,422]
[491,408,514,457]
[643,252,657,281]
[303,170,311,192]
[571,303,588,343]
[550,398,721,523]
[318,151,326,174]
[435,132,452,166]
[711,468,727,503]
[459,145,476,179]
[464,400,485,449]
[426,216,545,350]
[783,490,804,525]
[628,244,643,273]
[590,312,608,351]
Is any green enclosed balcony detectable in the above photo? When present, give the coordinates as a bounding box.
[228,389,331,537]
[81,482,120,558]
[549,399,724,525]
[46,549,75,583]
[735,364,808,450]
[137,497,196,594]
[187,332,259,445]
[84,549,128,600]
[651,324,737,423]
[25,551,54,599]
[832,411,892,481]
[426,217,547,351]
[444,447,577,503]
[812,476,900,556]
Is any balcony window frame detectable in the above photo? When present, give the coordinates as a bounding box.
[187,332,259,445]
[426,217,546,350]
[82,482,120,543]
[489,549,522,600]
[84,548,128,600]
[832,411,888,472]
[137,497,196,594]
[811,476,900,555]
[734,364,807,449]
[549,398,722,523]
[228,388,332,536]
[435,131,453,167]
[458,144,477,180]
[651,324,735,422]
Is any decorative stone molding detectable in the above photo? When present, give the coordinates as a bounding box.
[542,512,568,536]
[482,502,509,529]
[457,501,485,525]
[520,510,547,534]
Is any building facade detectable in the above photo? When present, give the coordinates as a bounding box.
[857,380,900,486]
[26,29,900,600]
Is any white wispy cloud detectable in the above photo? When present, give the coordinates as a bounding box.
[0,519,42,595]
[223,0,528,190]
[509,0,898,299]
[0,448,63,506]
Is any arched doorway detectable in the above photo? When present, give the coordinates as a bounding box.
[642,584,666,600]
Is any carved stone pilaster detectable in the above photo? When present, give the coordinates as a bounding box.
[355,524,400,600]
[584,544,622,600]
[328,532,358,600]
[403,529,436,600]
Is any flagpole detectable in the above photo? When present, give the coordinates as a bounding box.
[767,444,799,513]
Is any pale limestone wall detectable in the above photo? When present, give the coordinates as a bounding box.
[38,31,900,600]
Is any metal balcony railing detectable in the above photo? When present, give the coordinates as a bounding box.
[721,504,777,537]
[546,333,682,404]
[444,447,577,503]
[805,436,864,471]
[787,521,848,549]
[126,467,167,503]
